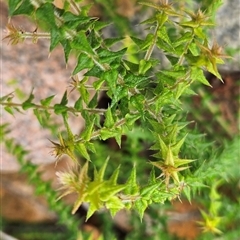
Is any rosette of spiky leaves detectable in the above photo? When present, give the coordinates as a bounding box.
[57,158,126,219]
[56,162,90,214]
[85,158,126,219]
[150,133,194,188]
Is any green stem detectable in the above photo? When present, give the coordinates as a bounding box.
[144,22,160,61]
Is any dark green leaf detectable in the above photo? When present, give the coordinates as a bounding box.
[50,27,61,52]
[104,37,125,47]
[60,90,68,106]
[53,104,68,115]
[73,53,94,75]
[63,12,93,24]
[88,92,98,108]
[71,31,94,54]
[74,97,83,111]
[98,48,127,64]
[102,69,118,91]
[40,95,55,107]
[9,0,34,16]
[36,3,56,28]
[124,72,149,88]
[111,86,128,107]
[84,65,103,77]
[22,90,35,110]
[60,39,72,64]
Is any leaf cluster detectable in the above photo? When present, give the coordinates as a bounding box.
[3,0,230,225]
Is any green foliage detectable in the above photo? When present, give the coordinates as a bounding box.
[2,0,237,239]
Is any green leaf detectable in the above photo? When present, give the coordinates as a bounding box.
[95,157,109,182]
[125,113,141,127]
[190,67,211,86]
[62,12,94,25]
[189,42,199,56]
[140,182,161,199]
[33,109,43,126]
[40,95,55,107]
[50,26,61,52]
[124,166,139,195]
[171,134,188,156]
[93,21,111,31]
[104,108,115,128]
[109,165,121,185]
[106,197,125,217]
[130,36,145,48]
[135,199,148,221]
[131,34,154,51]
[60,39,72,63]
[93,78,105,90]
[75,143,90,161]
[102,69,118,92]
[36,3,56,28]
[124,73,149,88]
[85,65,103,77]
[88,92,98,108]
[71,31,94,54]
[81,117,95,141]
[73,53,94,75]
[98,48,127,64]
[79,85,90,104]
[53,104,68,115]
[173,32,193,47]
[130,94,145,113]
[9,0,34,16]
[139,59,152,75]
[157,26,174,49]
[100,128,121,141]
[60,90,68,106]
[74,97,83,111]
[104,37,125,47]
[22,90,35,110]
[4,106,15,116]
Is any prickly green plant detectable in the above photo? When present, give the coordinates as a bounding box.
[2,0,229,233]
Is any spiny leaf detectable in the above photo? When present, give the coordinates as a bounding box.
[109,165,121,185]
[73,53,94,75]
[71,31,94,54]
[104,107,115,129]
[94,157,109,182]
[190,67,211,86]
[81,117,95,141]
[9,0,34,16]
[134,198,148,221]
[22,89,35,110]
[104,37,125,47]
[171,134,188,156]
[40,95,55,107]
[75,143,90,161]
[124,165,139,195]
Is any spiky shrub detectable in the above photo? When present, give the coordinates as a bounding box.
[2,0,232,237]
